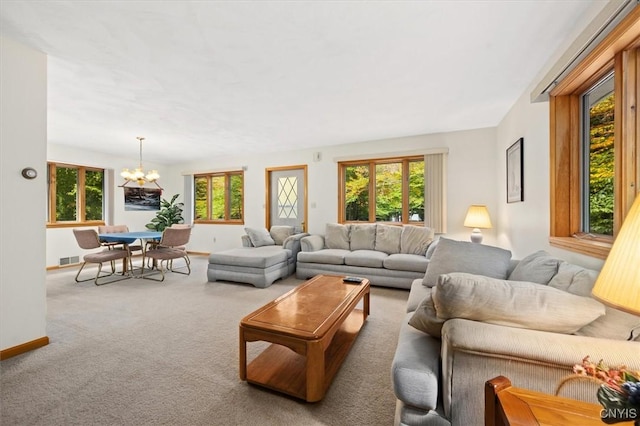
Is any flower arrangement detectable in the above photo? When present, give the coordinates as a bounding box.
[556,356,640,424]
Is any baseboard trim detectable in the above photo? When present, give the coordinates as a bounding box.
[1,336,50,360]
[187,251,210,256]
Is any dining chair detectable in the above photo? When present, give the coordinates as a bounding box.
[145,224,191,269]
[141,227,191,281]
[73,229,132,285]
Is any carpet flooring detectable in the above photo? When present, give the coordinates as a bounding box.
[1,256,409,425]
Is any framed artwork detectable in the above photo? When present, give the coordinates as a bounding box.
[506,138,524,203]
[124,187,161,211]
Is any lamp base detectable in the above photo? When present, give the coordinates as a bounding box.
[470,228,483,244]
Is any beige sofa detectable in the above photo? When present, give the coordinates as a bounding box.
[296,223,436,289]
[391,238,640,426]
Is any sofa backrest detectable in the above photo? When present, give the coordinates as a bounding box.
[323,223,435,256]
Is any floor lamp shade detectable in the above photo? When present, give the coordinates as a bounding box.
[591,194,640,316]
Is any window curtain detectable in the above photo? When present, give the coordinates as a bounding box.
[424,153,447,233]
[182,175,193,225]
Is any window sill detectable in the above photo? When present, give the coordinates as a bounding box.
[549,236,612,260]
[194,220,244,225]
[47,221,105,229]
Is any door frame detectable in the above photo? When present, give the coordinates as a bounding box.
[265,164,308,232]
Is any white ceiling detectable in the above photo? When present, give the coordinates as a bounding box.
[0,1,600,164]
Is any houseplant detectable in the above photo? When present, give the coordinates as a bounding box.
[145,194,184,231]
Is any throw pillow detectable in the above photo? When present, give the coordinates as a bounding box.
[508,250,562,284]
[269,226,295,245]
[434,273,605,334]
[422,238,512,287]
[408,287,445,338]
[401,225,435,256]
[244,227,275,247]
[375,224,402,254]
[325,223,350,250]
[350,224,376,251]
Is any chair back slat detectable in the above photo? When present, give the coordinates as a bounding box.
[159,227,191,247]
[73,229,102,250]
[98,225,129,233]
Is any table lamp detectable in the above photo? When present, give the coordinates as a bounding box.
[463,205,492,244]
[591,194,640,318]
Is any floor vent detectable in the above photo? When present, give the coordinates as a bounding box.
[59,256,80,266]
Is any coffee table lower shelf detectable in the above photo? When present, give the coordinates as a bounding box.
[244,308,366,402]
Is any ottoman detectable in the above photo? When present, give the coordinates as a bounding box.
[207,245,293,288]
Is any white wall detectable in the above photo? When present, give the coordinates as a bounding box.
[494,1,608,271]
[166,127,498,254]
[0,37,48,351]
[46,143,173,267]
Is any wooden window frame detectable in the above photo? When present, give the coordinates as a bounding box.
[549,8,640,259]
[338,155,424,225]
[193,171,244,224]
[47,162,106,228]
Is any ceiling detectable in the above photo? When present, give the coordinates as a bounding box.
[0,1,600,164]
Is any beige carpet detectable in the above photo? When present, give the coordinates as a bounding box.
[1,256,409,425]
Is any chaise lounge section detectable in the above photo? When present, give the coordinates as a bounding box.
[207,226,308,288]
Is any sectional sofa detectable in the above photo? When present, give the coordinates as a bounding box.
[296,223,436,289]
[391,238,640,426]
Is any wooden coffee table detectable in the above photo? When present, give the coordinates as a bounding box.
[239,274,370,402]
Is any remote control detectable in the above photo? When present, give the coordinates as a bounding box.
[343,276,363,283]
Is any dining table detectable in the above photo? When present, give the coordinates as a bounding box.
[98,231,162,274]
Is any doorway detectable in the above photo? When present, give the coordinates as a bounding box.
[266,165,307,232]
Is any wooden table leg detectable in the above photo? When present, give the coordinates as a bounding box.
[306,340,325,402]
[239,327,247,380]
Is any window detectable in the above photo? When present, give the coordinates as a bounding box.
[549,10,639,258]
[581,73,614,236]
[339,156,424,224]
[47,162,105,227]
[194,171,244,223]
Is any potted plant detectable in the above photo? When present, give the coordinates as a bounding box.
[145,194,184,232]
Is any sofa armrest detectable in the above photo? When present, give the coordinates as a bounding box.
[240,235,253,247]
[300,235,325,252]
[439,318,640,425]
[282,233,309,258]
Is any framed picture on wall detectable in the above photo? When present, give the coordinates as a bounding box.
[124,187,161,211]
[506,138,524,203]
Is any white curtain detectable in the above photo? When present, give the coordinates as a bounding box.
[424,153,447,233]
[182,175,193,225]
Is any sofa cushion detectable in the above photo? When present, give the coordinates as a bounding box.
[375,224,402,254]
[344,250,387,268]
[406,278,430,313]
[297,249,349,265]
[209,246,288,268]
[244,227,275,247]
[401,225,435,255]
[325,223,351,250]
[422,238,512,287]
[383,254,428,273]
[434,273,605,334]
[269,226,295,245]
[575,305,640,341]
[508,250,562,284]
[408,287,445,338]
[548,262,640,341]
[349,224,376,251]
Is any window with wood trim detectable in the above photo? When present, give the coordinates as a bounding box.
[338,156,424,224]
[549,8,640,259]
[194,171,244,223]
[47,162,105,227]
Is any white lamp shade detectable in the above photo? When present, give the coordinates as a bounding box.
[591,194,640,316]
[464,205,492,229]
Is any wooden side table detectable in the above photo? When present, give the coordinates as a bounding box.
[485,376,635,426]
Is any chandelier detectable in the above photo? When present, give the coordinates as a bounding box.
[120,137,162,188]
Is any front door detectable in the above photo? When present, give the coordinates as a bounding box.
[266,166,307,232]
